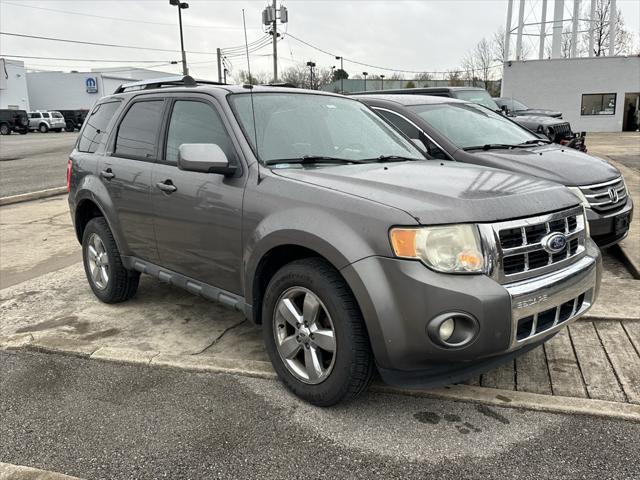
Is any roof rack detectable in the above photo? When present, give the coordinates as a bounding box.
[113,75,226,94]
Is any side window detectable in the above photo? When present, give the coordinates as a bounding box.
[376,109,420,139]
[78,101,121,153]
[43,113,50,118]
[115,100,164,160]
[31,113,40,119]
[165,100,237,166]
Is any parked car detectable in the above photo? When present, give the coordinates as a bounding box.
[57,109,89,132]
[28,110,66,133]
[494,97,562,118]
[354,87,586,151]
[0,109,29,135]
[68,76,601,405]
[357,94,632,247]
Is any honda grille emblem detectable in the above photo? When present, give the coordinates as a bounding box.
[608,187,619,203]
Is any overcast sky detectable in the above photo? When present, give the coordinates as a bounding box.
[1,0,639,82]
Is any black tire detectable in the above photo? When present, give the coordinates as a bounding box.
[65,121,75,132]
[262,257,374,406]
[53,128,63,133]
[0,123,9,135]
[38,123,49,133]
[19,129,28,135]
[82,217,140,304]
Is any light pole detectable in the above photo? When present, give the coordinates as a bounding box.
[169,0,189,76]
[362,71,368,91]
[335,56,344,93]
[380,74,385,90]
[306,61,316,89]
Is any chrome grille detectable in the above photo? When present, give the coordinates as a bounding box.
[482,206,587,284]
[549,122,572,141]
[515,289,592,343]
[579,177,627,215]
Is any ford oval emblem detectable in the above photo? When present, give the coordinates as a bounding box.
[542,232,568,254]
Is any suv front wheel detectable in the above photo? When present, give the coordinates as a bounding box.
[38,123,49,133]
[262,258,374,406]
[82,217,140,303]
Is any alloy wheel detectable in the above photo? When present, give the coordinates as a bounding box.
[86,233,110,290]
[273,287,337,384]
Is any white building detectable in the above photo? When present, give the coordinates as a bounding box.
[501,56,640,132]
[0,58,30,110]
[26,68,174,111]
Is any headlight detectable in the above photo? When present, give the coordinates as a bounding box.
[390,224,484,273]
[568,187,589,208]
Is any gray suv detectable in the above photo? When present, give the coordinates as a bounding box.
[68,76,601,405]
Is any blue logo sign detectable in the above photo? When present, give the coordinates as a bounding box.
[542,232,567,254]
[85,77,98,94]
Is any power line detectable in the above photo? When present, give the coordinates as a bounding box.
[0,31,216,55]
[285,32,504,75]
[0,1,247,31]
[0,54,175,63]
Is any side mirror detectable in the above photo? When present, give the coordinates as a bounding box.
[178,143,236,175]
[500,105,510,115]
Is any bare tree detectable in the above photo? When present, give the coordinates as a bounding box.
[446,69,464,86]
[492,26,530,61]
[388,72,404,81]
[280,65,334,90]
[237,70,269,85]
[583,0,632,56]
[461,38,495,88]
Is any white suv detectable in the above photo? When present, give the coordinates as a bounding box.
[28,111,66,133]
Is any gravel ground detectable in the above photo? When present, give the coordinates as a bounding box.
[1,350,639,480]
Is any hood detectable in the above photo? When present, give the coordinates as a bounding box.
[465,144,620,186]
[510,115,566,127]
[519,109,562,118]
[271,161,579,225]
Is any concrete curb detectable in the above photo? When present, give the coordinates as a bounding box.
[618,244,640,280]
[0,187,66,206]
[2,335,639,423]
[0,462,83,480]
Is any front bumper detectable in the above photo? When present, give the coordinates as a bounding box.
[587,197,634,247]
[342,239,601,388]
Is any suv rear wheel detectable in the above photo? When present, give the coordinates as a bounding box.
[262,258,374,406]
[65,121,75,132]
[38,123,49,133]
[0,123,9,135]
[82,217,140,303]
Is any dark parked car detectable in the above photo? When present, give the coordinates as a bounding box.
[494,97,562,118]
[358,94,632,247]
[354,87,586,151]
[68,76,600,405]
[0,109,29,135]
[58,109,89,132]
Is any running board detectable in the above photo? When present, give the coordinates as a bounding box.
[121,256,251,317]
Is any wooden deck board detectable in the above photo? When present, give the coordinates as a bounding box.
[481,360,515,390]
[544,328,587,398]
[515,345,552,395]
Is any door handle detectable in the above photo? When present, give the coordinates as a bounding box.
[100,168,115,180]
[156,180,177,193]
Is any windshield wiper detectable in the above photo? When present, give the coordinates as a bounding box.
[361,155,418,163]
[517,139,551,145]
[462,144,517,151]
[264,155,364,166]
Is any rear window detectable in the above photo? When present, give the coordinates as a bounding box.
[52,112,63,118]
[454,90,500,110]
[78,101,121,153]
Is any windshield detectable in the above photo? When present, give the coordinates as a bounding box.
[409,102,539,149]
[229,92,424,164]
[453,90,500,110]
[509,99,529,111]
[52,112,63,118]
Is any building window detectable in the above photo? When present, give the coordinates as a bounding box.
[581,93,616,116]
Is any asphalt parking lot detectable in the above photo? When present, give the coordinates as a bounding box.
[1,132,639,479]
[0,131,76,197]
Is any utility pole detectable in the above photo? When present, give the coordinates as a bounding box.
[539,0,547,59]
[169,0,189,76]
[216,48,222,82]
[272,0,277,82]
[335,56,344,93]
[262,3,288,83]
[362,72,368,91]
[223,68,227,84]
[609,0,617,56]
[380,74,385,90]
[504,0,513,61]
[571,0,580,57]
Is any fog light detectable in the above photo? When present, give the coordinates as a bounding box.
[438,318,455,341]
[427,312,479,348]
